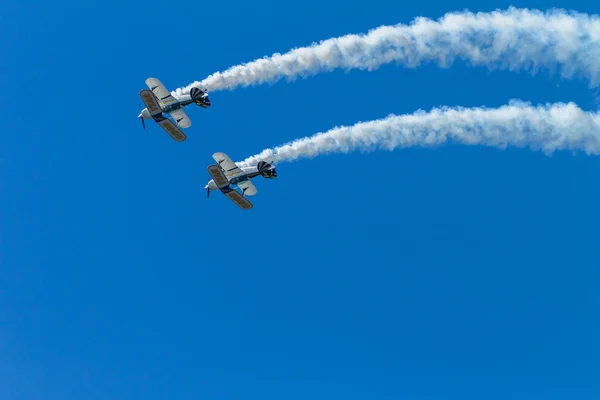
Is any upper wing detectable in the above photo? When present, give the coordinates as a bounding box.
[212,152,242,177]
[146,77,178,106]
[237,180,257,196]
[169,109,191,128]
[156,118,187,142]
[224,190,253,210]
[139,89,162,116]
[207,164,230,188]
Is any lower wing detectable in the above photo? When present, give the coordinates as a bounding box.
[169,109,191,128]
[212,152,242,177]
[237,180,257,196]
[146,77,178,106]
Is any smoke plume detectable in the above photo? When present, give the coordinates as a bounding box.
[174,7,600,96]
[236,100,600,167]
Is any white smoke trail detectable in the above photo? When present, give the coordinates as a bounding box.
[236,100,600,167]
[174,7,600,96]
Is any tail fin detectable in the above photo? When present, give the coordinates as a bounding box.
[257,161,277,179]
[190,87,211,108]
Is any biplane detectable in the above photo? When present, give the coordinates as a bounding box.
[205,152,278,210]
[137,77,210,142]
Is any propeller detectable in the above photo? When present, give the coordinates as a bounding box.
[206,174,212,199]
[138,103,146,130]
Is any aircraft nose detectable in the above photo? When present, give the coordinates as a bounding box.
[207,181,217,190]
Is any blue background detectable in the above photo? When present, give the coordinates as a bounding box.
[2,0,599,399]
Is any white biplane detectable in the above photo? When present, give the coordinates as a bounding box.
[205,152,278,210]
[137,77,210,142]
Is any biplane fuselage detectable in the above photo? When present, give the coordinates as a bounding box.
[138,77,210,142]
[139,93,207,121]
[205,152,278,210]
[206,166,263,191]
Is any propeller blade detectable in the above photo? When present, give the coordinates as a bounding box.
[141,117,146,130]
[207,188,210,198]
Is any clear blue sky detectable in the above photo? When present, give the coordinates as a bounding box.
[2,0,599,399]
